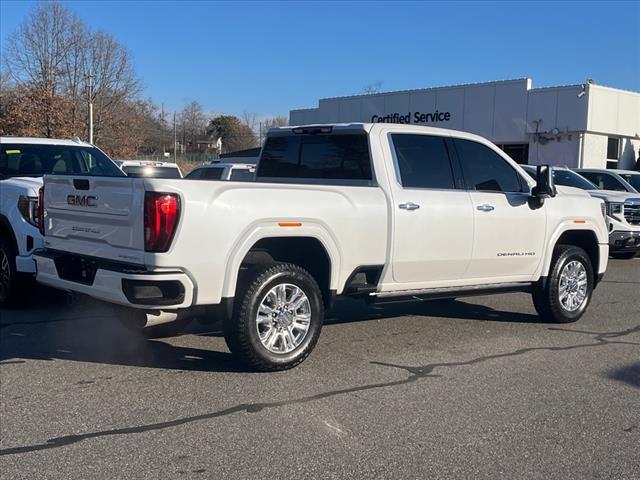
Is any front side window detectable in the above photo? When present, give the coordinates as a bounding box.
[552,170,597,190]
[391,134,455,189]
[579,172,627,192]
[454,138,523,193]
[0,144,124,178]
[258,133,372,182]
[619,173,640,192]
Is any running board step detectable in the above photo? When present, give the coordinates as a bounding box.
[371,282,533,303]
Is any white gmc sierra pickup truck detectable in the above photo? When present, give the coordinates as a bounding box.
[35,123,609,371]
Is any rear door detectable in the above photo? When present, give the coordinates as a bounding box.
[386,132,474,285]
[453,138,546,279]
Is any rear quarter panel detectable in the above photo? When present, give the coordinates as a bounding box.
[143,178,388,304]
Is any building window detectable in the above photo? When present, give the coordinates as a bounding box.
[497,143,529,165]
[607,137,620,160]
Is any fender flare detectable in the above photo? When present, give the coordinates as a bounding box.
[221,220,342,299]
[538,221,599,278]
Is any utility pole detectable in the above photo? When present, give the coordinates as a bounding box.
[87,73,94,144]
[161,103,165,156]
[173,111,177,163]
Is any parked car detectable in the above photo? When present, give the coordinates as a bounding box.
[522,165,640,259]
[35,124,608,370]
[575,168,640,194]
[185,163,256,181]
[0,136,124,306]
[116,160,182,179]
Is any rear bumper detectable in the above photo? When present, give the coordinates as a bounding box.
[609,230,640,253]
[34,250,195,309]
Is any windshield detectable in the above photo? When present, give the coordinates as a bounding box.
[122,165,182,178]
[619,173,640,192]
[1,143,124,178]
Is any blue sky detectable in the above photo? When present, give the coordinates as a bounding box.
[1,0,639,119]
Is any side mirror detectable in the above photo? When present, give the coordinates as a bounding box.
[529,165,556,209]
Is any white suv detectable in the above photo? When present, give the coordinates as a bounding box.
[0,136,123,306]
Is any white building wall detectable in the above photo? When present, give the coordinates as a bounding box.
[582,133,640,169]
[529,136,581,167]
[290,79,640,169]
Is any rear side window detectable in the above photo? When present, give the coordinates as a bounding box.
[258,134,372,183]
[391,134,455,189]
[0,144,124,178]
[229,168,255,181]
[201,167,225,180]
[454,139,523,193]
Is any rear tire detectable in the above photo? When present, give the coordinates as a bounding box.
[532,245,594,323]
[611,251,637,260]
[0,235,32,307]
[224,262,324,371]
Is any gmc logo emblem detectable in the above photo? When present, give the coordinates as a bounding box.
[67,195,98,207]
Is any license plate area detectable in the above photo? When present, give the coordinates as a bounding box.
[54,255,99,285]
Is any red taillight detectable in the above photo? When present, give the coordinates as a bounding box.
[144,192,181,252]
[37,186,45,235]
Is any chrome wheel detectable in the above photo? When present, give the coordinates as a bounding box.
[256,283,311,354]
[0,248,10,303]
[558,260,588,312]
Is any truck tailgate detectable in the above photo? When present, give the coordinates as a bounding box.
[43,175,146,264]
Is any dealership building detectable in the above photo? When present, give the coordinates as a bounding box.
[289,78,640,169]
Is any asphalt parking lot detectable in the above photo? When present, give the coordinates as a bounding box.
[1,258,638,480]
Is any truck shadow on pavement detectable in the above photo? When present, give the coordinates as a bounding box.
[607,362,640,389]
[2,294,548,373]
[324,296,543,326]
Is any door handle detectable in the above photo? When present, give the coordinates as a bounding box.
[476,204,495,212]
[399,202,420,211]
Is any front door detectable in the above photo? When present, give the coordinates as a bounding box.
[453,138,546,279]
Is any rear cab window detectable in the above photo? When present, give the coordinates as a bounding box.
[257,129,373,185]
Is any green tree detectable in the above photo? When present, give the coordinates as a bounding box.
[207,115,257,154]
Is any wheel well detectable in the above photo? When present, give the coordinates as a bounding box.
[555,230,599,281]
[0,216,18,252]
[239,237,332,302]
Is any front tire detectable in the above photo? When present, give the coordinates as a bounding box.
[224,263,324,371]
[0,235,32,307]
[532,245,594,323]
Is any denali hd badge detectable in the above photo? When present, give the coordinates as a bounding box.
[67,194,97,207]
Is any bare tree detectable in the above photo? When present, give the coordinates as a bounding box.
[260,115,288,141]
[179,101,208,152]
[1,0,141,145]
[2,1,83,94]
[241,111,258,132]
